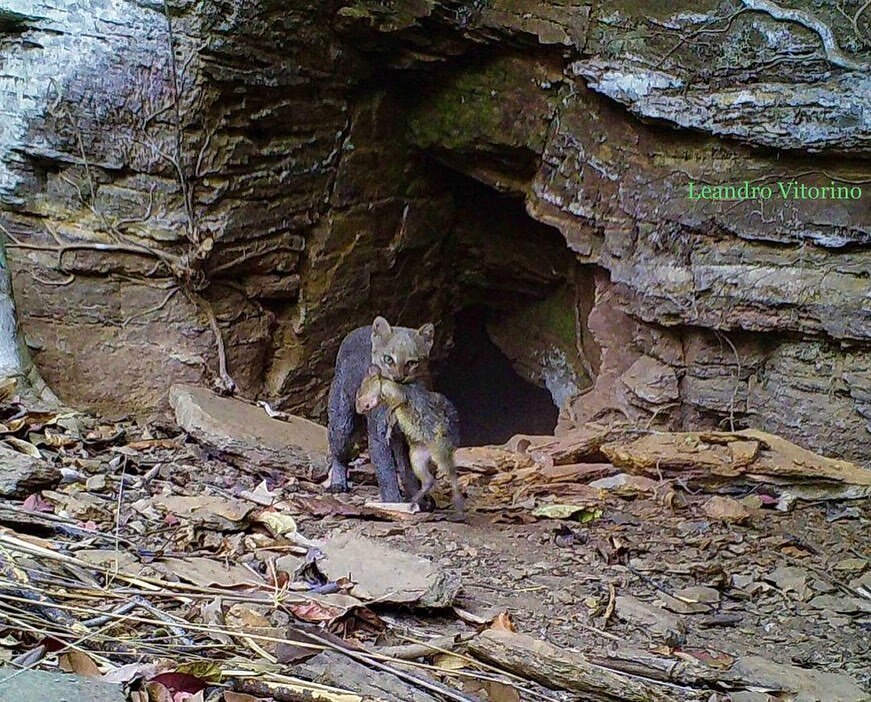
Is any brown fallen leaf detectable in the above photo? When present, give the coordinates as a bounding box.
[144,681,173,702]
[225,604,283,655]
[289,600,345,623]
[675,649,735,669]
[124,438,184,451]
[43,429,78,448]
[158,557,263,588]
[223,693,262,702]
[149,495,253,530]
[0,377,16,402]
[275,629,321,664]
[488,611,516,632]
[433,652,467,670]
[59,650,101,676]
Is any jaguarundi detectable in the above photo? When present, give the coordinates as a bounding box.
[326,316,438,503]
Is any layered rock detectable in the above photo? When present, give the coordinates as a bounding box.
[0,0,868,461]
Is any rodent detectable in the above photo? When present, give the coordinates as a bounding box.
[356,365,463,518]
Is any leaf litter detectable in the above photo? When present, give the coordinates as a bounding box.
[0,389,867,702]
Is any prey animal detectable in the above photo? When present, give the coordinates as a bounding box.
[356,366,464,517]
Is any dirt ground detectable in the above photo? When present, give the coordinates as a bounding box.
[300,465,871,687]
[1,403,869,701]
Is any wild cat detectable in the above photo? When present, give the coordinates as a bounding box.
[326,316,436,503]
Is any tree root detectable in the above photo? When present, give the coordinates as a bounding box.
[741,0,869,71]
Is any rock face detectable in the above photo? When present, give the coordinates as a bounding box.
[0,0,869,461]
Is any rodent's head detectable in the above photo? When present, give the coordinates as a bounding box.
[355,366,383,414]
[370,316,434,383]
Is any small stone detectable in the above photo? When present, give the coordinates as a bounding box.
[86,474,106,491]
[833,558,866,573]
[703,496,750,524]
[555,589,574,605]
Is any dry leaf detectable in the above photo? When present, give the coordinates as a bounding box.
[176,661,222,683]
[488,612,516,632]
[158,557,263,588]
[150,495,253,529]
[202,598,233,645]
[223,694,262,702]
[255,510,298,536]
[102,662,164,685]
[0,377,17,402]
[149,671,207,695]
[239,480,280,506]
[145,681,173,702]
[59,650,101,676]
[483,681,521,702]
[289,601,344,623]
[124,438,183,450]
[433,652,467,670]
[4,436,42,458]
[531,503,602,521]
[275,629,321,664]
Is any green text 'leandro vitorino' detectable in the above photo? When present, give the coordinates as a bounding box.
[688,180,862,201]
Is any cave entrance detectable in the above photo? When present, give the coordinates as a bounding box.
[433,306,560,446]
[417,175,596,446]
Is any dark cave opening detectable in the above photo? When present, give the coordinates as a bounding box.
[433,306,560,446]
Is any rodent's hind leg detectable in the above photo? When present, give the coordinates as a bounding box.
[409,445,436,506]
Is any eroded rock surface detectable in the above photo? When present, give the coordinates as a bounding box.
[1,0,868,461]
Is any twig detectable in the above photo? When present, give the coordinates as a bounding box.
[374,631,472,660]
[715,330,742,432]
[121,286,180,328]
[161,0,196,239]
[301,628,483,702]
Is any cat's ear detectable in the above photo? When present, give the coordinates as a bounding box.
[417,322,435,354]
[372,316,391,342]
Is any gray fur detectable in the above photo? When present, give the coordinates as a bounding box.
[326,321,435,502]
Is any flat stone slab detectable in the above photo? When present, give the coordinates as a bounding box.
[169,384,327,477]
[314,532,461,608]
[0,667,124,702]
[0,444,60,498]
[732,655,868,702]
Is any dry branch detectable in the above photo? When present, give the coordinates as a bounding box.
[464,629,706,702]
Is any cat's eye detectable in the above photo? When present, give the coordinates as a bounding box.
[407,360,418,369]
[382,355,395,366]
